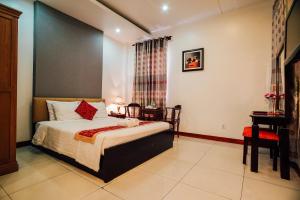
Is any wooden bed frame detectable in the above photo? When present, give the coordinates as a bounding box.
[32,97,174,182]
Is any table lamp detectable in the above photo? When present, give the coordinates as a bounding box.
[114,96,125,114]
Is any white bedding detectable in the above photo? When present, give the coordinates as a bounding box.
[32,117,170,172]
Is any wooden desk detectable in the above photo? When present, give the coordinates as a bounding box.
[250,112,290,179]
[141,108,163,121]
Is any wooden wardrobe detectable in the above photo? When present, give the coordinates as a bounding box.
[0,4,21,175]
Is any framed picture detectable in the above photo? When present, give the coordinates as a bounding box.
[182,48,204,72]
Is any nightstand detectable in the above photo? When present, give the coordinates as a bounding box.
[109,112,126,119]
[141,107,163,121]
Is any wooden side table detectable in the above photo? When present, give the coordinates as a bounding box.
[141,107,163,121]
[109,112,126,119]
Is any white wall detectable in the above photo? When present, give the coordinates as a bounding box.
[102,35,128,109]
[127,1,273,139]
[0,0,34,142]
[166,1,272,139]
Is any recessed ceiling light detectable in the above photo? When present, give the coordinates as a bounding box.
[115,28,121,33]
[162,4,169,12]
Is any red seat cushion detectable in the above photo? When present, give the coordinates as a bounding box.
[75,100,98,120]
[243,126,279,141]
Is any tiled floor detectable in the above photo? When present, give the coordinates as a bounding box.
[1,137,300,200]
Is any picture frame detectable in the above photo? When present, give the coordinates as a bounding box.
[182,48,204,72]
[286,0,294,14]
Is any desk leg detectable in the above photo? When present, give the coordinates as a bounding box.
[251,125,259,172]
[279,128,290,180]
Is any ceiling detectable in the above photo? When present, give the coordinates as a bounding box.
[39,0,265,44]
[39,0,150,44]
[100,0,265,33]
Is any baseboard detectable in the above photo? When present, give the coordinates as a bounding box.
[290,161,300,177]
[16,140,31,148]
[178,132,244,145]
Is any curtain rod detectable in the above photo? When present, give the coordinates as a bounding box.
[132,36,172,46]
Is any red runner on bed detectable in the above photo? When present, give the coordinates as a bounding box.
[74,121,153,144]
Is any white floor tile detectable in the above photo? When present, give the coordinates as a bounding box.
[81,189,121,200]
[10,172,99,200]
[16,146,55,169]
[56,160,107,187]
[0,195,10,200]
[105,168,177,200]
[182,166,243,200]
[244,154,300,190]
[176,138,214,153]
[164,183,229,200]
[139,155,194,180]
[5,139,299,200]
[0,187,6,199]
[0,161,69,194]
[197,145,245,175]
[241,177,300,200]
[177,136,216,145]
[211,141,243,149]
[160,146,206,164]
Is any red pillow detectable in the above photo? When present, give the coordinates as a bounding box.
[75,100,98,120]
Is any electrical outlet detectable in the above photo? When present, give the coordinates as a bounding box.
[221,124,226,129]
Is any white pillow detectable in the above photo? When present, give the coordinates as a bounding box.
[52,101,82,121]
[46,100,60,121]
[90,102,108,118]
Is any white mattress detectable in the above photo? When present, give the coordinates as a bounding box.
[32,117,170,171]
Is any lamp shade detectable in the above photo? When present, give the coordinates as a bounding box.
[114,96,124,105]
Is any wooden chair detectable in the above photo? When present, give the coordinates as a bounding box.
[125,103,141,118]
[242,126,279,171]
[164,105,182,137]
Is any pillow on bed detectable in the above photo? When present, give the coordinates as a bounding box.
[90,102,108,118]
[52,101,82,121]
[46,100,58,121]
[75,100,98,120]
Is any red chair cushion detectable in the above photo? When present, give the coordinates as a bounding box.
[75,100,98,120]
[243,126,279,141]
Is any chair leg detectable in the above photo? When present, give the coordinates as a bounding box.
[243,138,248,164]
[270,147,273,159]
[273,142,278,171]
[176,121,180,138]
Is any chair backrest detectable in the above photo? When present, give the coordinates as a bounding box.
[173,105,182,121]
[126,103,141,118]
[164,105,182,122]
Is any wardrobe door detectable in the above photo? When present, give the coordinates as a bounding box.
[0,4,21,175]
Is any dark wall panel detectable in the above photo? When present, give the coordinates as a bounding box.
[34,1,103,98]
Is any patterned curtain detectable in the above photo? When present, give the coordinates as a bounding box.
[271,0,286,107]
[287,61,300,166]
[273,0,300,166]
[132,37,168,108]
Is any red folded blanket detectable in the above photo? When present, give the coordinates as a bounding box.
[74,121,153,144]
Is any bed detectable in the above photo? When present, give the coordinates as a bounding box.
[31,97,174,182]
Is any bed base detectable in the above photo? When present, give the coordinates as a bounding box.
[33,129,174,183]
